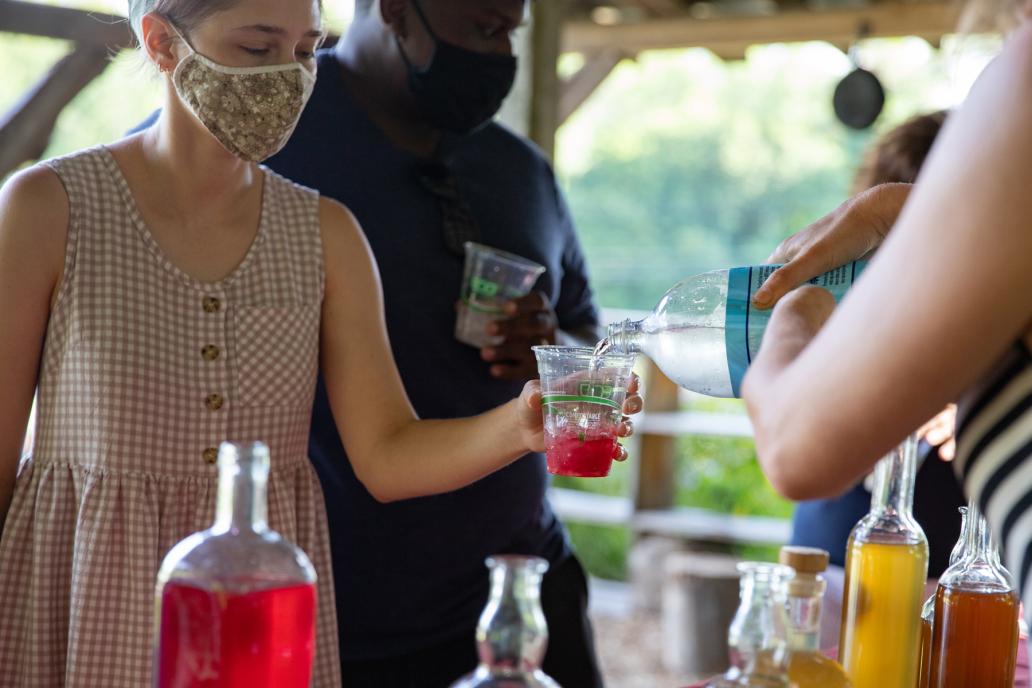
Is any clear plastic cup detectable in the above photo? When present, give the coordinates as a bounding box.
[532,346,637,478]
[455,242,546,349]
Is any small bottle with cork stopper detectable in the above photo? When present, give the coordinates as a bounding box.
[779,546,852,687]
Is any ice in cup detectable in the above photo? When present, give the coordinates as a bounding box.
[455,242,546,349]
[532,346,637,478]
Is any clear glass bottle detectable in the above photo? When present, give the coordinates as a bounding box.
[153,442,318,688]
[838,434,929,688]
[778,546,851,687]
[599,260,867,397]
[450,555,560,688]
[928,504,1019,687]
[917,506,969,688]
[706,562,795,688]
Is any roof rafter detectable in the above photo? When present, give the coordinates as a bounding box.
[563,1,961,53]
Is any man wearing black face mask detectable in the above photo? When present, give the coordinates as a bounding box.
[267,1,605,686]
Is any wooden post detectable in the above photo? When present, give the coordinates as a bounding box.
[528,0,563,160]
[632,359,679,511]
[0,44,112,178]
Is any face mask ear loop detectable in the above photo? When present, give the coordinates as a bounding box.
[397,0,440,74]
[165,19,197,60]
[409,0,442,44]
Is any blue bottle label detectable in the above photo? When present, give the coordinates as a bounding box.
[725,261,868,397]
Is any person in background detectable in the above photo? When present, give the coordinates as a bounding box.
[267,1,607,685]
[741,0,1032,652]
[0,0,641,684]
[784,111,966,644]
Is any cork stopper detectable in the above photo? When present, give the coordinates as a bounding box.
[779,546,829,575]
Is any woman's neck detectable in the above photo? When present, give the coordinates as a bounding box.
[137,93,261,213]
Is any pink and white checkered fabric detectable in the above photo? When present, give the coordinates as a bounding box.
[0,146,342,687]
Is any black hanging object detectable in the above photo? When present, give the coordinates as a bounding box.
[833,67,885,130]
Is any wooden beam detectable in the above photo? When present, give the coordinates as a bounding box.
[559,48,627,124]
[627,0,683,16]
[0,0,133,48]
[563,1,961,53]
[529,0,564,160]
[0,44,112,178]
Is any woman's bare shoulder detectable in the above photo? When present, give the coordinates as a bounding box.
[0,165,69,260]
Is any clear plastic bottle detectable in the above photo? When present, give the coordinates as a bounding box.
[917,506,969,688]
[928,504,1019,687]
[778,546,851,687]
[450,555,560,688]
[838,434,928,688]
[153,442,318,688]
[599,260,867,397]
[706,562,795,688]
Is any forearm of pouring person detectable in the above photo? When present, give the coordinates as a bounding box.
[742,287,842,499]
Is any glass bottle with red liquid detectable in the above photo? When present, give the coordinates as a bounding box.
[916,506,968,688]
[153,442,317,688]
[927,503,1019,688]
[449,555,560,687]
[532,346,636,478]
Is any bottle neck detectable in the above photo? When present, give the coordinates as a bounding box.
[606,319,647,356]
[947,506,970,567]
[727,564,793,677]
[870,434,919,521]
[940,501,1015,592]
[213,443,269,534]
[477,556,550,674]
[956,501,981,567]
[785,575,825,653]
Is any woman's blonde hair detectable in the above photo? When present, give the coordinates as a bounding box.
[127,0,239,44]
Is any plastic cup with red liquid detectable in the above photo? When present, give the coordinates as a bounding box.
[533,345,636,478]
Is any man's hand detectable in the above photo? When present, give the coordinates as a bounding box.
[751,183,911,310]
[481,291,558,381]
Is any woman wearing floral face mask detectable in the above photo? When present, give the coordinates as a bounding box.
[0,0,642,685]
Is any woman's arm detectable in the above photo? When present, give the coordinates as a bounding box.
[0,167,67,534]
[742,25,1032,501]
[317,199,636,503]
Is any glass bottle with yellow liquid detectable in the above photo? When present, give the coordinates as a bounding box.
[927,503,1019,688]
[778,546,851,687]
[706,563,795,688]
[838,434,928,688]
[916,506,969,688]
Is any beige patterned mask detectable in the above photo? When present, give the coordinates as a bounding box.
[171,28,316,162]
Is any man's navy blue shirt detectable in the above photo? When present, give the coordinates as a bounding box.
[265,52,598,660]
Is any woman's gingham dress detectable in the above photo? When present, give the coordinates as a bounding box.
[0,146,342,687]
